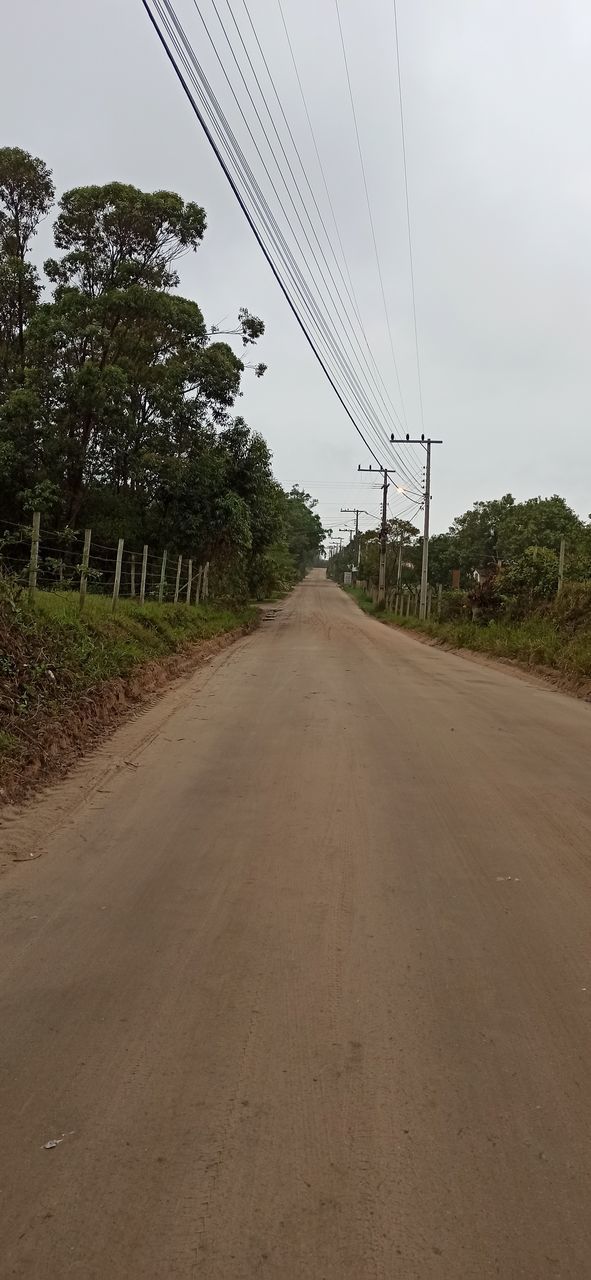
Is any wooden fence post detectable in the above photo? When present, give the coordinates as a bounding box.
[174,554,182,603]
[28,511,41,604]
[130,552,136,598]
[202,561,210,601]
[79,528,92,612]
[112,538,124,614]
[158,549,167,604]
[437,583,443,619]
[427,585,433,618]
[186,559,193,605]
[557,537,566,596]
[195,564,203,605]
[140,545,148,606]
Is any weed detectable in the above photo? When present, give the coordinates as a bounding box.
[344,585,591,681]
[0,583,257,770]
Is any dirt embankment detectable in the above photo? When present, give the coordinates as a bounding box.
[0,585,259,803]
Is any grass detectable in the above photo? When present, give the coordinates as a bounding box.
[33,591,256,682]
[343,585,591,682]
[0,585,257,774]
[343,585,377,616]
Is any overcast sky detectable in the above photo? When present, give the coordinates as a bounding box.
[3,0,591,539]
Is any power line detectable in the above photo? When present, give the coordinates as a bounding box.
[166,1,405,469]
[229,0,409,455]
[193,0,414,477]
[333,0,410,439]
[143,0,425,485]
[275,0,419,473]
[392,0,425,433]
[147,0,390,466]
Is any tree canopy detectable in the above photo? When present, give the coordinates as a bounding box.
[328,491,591,616]
[0,149,325,597]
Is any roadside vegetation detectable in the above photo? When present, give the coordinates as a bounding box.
[336,493,591,686]
[344,582,591,684]
[0,576,258,780]
[0,146,325,790]
[0,147,324,602]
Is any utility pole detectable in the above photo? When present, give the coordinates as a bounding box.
[358,464,390,604]
[396,526,404,590]
[390,433,442,619]
[341,507,362,571]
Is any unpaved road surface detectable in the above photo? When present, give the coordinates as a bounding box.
[2,571,591,1278]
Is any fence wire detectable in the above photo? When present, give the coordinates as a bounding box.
[1,516,210,611]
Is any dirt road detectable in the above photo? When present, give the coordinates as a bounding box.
[2,571,591,1278]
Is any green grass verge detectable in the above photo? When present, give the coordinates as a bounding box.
[342,585,377,615]
[343,585,591,681]
[0,586,257,771]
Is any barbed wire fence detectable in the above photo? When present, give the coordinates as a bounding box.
[0,512,211,614]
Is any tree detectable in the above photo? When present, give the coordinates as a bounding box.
[0,147,54,383]
[284,487,325,574]
[24,183,261,523]
[44,182,206,294]
[499,547,560,604]
[426,532,458,586]
[447,494,583,578]
[0,152,317,601]
[353,516,419,586]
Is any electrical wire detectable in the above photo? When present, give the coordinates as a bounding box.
[149,0,390,467]
[238,0,417,467]
[189,0,410,474]
[333,0,410,438]
[392,0,425,433]
[143,0,424,483]
[276,0,417,474]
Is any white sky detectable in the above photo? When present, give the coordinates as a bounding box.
[2,0,591,539]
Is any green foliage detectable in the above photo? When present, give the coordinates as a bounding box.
[498,546,559,603]
[439,589,471,621]
[0,147,54,389]
[44,182,206,293]
[0,577,257,769]
[444,494,585,583]
[396,613,591,681]
[0,149,320,600]
[328,517,420,587]
[283,487,325,576]
[349,582,591,683]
